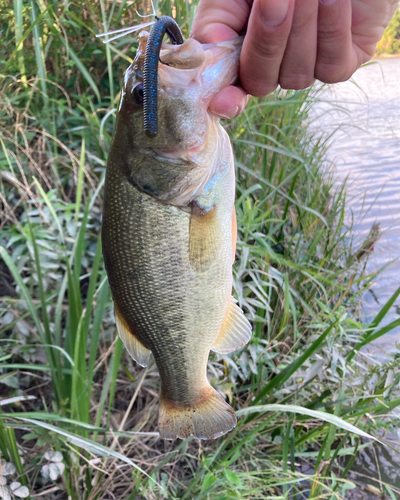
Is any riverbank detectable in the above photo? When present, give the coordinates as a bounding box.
[1,2,400,499]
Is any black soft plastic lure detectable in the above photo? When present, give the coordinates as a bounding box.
[143,15,184,138]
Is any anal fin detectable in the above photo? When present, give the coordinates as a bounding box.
[211,297,252,354]
[114,304,151,367]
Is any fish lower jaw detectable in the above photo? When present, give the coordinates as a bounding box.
[155,139,205,160]
[154,114,219,160]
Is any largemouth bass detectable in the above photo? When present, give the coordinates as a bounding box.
[102,25,252,440]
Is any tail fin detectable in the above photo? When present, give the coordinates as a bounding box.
[159,385,237,440]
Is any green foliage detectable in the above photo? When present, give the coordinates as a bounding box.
[376,8,400,55]
[0,1,400,499]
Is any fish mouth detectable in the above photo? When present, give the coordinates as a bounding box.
[158,36,242,100]
[138,20,242,139]
[136,28,242,97]
[121,30,242,152]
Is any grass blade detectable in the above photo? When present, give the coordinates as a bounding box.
[9,417,159,483]
[60,39,101,101]
[237,404,387,446]
[252,321,338,405]
[13,0,27,86]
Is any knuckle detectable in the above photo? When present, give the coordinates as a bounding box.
[249,34,284,60]
[248,2,289,60]
[279,75,315,90]
[315,62,351,84]
[318,26,346,46]
[242,78,277,97]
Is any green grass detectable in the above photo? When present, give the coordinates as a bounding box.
[1,1,400,499]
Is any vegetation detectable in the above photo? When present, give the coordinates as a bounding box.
[376,8,400,56]
[1,0,400,498]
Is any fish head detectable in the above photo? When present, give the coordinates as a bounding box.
[117,31,242,152]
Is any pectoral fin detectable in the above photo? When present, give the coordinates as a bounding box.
[189,201,218,272]
[114,304,151,367]
[211,297,252,354]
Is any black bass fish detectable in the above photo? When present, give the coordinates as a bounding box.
[102,20,251,440]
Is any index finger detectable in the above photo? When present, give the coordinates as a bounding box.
[190,0,251,43]
[240,0,295,96]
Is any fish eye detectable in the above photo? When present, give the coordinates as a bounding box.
[131,82,144,105]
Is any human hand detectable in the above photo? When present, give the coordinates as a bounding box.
[191,0,399,118]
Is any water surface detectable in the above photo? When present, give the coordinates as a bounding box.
[312,57,400,347]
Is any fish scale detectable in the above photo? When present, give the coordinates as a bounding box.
[102,29,252,439]
[104,157,229,402]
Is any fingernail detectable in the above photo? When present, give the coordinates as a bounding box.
[319,0,337,5]
[260,0,291,27]
[217,106,240,119]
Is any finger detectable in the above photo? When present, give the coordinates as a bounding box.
[209,86,250,118]
[240,0,295,96]
[191,0,251,118]
[190,0,251,44]
[315,0,357,83]
[279,0,319,90]
[352,0,399,62]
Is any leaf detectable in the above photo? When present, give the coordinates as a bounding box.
[224,469,242,487]
[0,247,44,341]
[0,396,36,407]
[252,321,338,404]
[237,404,387,446]
[10,417,159,485]
[234,138,304,162]
[0,487,11,500]
[1,461,16,476]
[10,483,29,498]
[75,139,85,225]
[236,162,328,227]
[347,286,400,361]
[201,473,216,493]
[43,451,63,462]
[41,462,65,481]
[32,178,64,243]
[370,286,400,332]
[60,39,101,101]
[0,312,14,325]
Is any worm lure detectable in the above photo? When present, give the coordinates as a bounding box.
[143,16,184,138]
